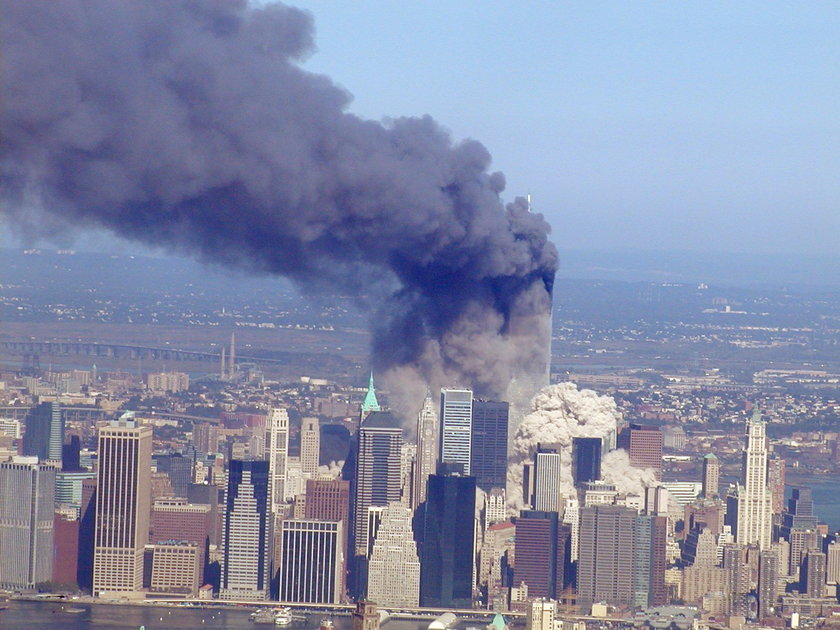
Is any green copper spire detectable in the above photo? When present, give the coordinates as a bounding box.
[361,370,380,413]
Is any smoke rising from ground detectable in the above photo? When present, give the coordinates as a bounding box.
[1,1,557,403]
[507,383,656,508]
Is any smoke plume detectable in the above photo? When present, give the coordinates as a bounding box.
[0,1,557,403]
[508,383,656,508]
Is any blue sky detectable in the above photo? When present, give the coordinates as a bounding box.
[286,2,840,256]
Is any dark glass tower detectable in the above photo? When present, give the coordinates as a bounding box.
[470,400,509,492]
[419,472,476,608]
[22,401,63,463]
[572,437,602,486]
[220,459,271,600]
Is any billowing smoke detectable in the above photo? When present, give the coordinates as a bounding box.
[0,0,557,405]
[507,382,656,508]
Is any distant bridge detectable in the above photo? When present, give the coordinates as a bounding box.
[0,339,290,367]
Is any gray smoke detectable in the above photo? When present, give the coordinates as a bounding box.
[1,0,556,401]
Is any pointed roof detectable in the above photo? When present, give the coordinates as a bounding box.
[704,453,718,460]
[361,370,380,413]
[490,613,507,630]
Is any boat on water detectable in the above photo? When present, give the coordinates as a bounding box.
[320,618,335,630]
[250,607,293,626]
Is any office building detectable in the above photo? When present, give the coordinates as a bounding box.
[439,389,473,475]
[55,469,96,514]
[0,457,55,590]
[277,519,344,603]
[619,424,663,480]
[514,510,570,599]
[533,443,563,512]
[53,506,80,586]
[736,407,772,550]
[758,549,779,619]
[149,541,201,595]
[577,505,637,611]
[827,540,840,585]
[470,400,509,492]
[150,498,212,571]
[300,417,320,476]
[77,477,97,590]
[367,502,420,607]
[349,412,402,559]
[702,453,720,499]
[220,459,271,601]
[268,408,290,513]
[767,457,786,515]
[572,437,602,486]
[413,393,438,509]
[418,472,477,608]
[800,550,826,598]
[93,419,153,597]
[526,599,557,630]
[22,401,63,463]
[156,453,192,498]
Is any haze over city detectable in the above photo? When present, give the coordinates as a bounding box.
[1,2,840,630]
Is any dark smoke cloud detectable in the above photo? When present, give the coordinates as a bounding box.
[1,0,557,401]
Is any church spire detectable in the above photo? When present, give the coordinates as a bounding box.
[361,370,380,414]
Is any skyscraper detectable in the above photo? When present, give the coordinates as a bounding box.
[93,419,153,597]
[305,478,350,523]
[348,411,402,596]
[619,424,663,480]
[577,505,637,611]
[418,472,477,609]
[277,519,344,603]
[268,407,290,513]
[220,459,271,600]
[300,417,320,476]
[514,510,570,599]
[702,453,720,499]
[800,550,826,598]
[572,437,602,487]
[0,456,55,590]
[439,389,473,475]
[736,407,772,550]
[767,457,786,515]
[470,400,509,492]
[413,393,438,509]
[22,401,63,464]
[367,502,421,608]
[758,549,778,620]
[533,443,563,512]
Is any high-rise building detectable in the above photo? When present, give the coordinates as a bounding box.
[193,422,220,455]
[55,469,96,515]
[0,456,55,590]
[572,437,602,487]
[577,505,637,611]
[305,478,350,523]
[800,550,826,598]
[367,502,420,607]
[77,477,97,591]
[156,453,192,499]
[619,424,663,480]
[267,408,290,514]
[701,453,720,499]
[220,459,271,601]
[758,549,778,620]
[300,417,320,476]
[470,400,509,492]
[53,506,79,586]
[418,472,476,609]
[412,393,438,509]
[439,389,473,475]
[826,540,840,585]
[514,510,570,599]
[150,498,212,571]
[526,598,557,630]
[533,443,563,512]
[736,407,772,550]
[22,401,63,464]
[149,542,201,596]
[767,457,786,515]
[92,419,153,597]
[277,519,344,603]
[348,411,402,597]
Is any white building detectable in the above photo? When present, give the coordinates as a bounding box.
[526,598,557,630]
[413,392,438,509]
[736,407,772,550]
[268,408,290,513]
[300,417,320,476]
[533,444,563,512]
[439,388,473,475]
[366,502,421,608]
[0,457,55,590]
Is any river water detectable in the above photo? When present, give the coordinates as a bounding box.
[0,601,433,630]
